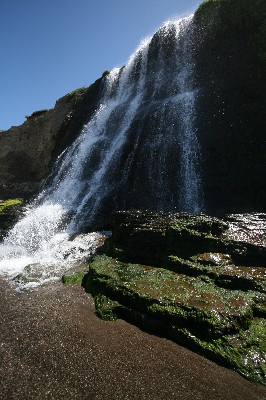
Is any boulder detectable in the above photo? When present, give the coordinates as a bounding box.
[82,210,266,385]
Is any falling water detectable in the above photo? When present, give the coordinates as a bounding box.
[0,15,203,288]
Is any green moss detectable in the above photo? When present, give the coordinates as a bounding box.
[83,254,266,384]
[167,255,266,294]
[102,70,110,77]
[65,87,87,101]
[196,0,265,20]
[82,210,266,384]
[0,199,23,213]
[227,318,266,383]
[93,294,118,320]
[171,323,266,383]
[165,216,226,259]
[196,0,222,14]
[84,255,260,334]
[62,272,85,285]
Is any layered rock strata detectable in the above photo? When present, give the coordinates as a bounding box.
[80,211,266,385]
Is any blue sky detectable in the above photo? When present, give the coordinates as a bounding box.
[0,0,202,130]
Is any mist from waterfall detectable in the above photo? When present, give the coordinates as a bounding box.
[0,15,203,288]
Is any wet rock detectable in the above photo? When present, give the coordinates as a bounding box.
[83,210,266,385]
[108,210,175,265]
[0,199,25,240]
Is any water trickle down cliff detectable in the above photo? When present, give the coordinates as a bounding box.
[0,15,204,286]
[45,15,203,231]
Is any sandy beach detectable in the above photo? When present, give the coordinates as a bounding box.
[1,277,266,400]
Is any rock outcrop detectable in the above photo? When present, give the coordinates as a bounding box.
[0,199,25,240]
[81,211,266,385]
[0,78,104,199]
[194,0,266,214]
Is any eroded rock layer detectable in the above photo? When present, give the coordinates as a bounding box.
[81,211,266,385]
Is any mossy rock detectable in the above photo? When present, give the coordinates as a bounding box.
[83,211,266,383]
[167,255,266,294]
[62,272,85,285]
[65,87,88,102]
[165,214,227,259]
[25,109,49,120]
[195,0,266,35]
[84,255,262,333]
[170,318,266,385]
[101,70,110,77]
[0,199,24,239]
[0,199,23,213]
[84,254,266,384]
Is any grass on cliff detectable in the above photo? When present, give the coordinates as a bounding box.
[0,199,23,213]
[65,87,88,101]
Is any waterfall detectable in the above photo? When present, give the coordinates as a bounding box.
[0,15,203,288]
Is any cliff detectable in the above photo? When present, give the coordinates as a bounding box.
[0,0,265,217]
[0,78,103,199]
[194,0,266,214]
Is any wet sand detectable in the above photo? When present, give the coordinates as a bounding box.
[1,278,266,400]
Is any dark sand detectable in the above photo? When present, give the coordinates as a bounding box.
[1,278,266,400]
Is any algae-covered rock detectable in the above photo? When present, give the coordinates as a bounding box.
[0,199,24,240]
[83,210,266,385]
[83,254,266,384]
[62,272,85,285]
[85,255,260,334]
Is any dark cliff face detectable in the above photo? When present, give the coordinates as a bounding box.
[193,0,266,215]
[0,79,103,199]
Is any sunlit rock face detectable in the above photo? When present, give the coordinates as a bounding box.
[0,83,102,199]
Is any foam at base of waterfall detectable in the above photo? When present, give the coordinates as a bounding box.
[0,203,104,289]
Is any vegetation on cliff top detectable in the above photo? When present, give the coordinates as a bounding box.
[0,199,23,213]
[65,87,88,101]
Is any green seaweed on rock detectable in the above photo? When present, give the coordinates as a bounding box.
[83,251,266,385]
[0,199,23,213]
[62,272,85,285]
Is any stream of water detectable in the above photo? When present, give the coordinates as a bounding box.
[0,15,203,288]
